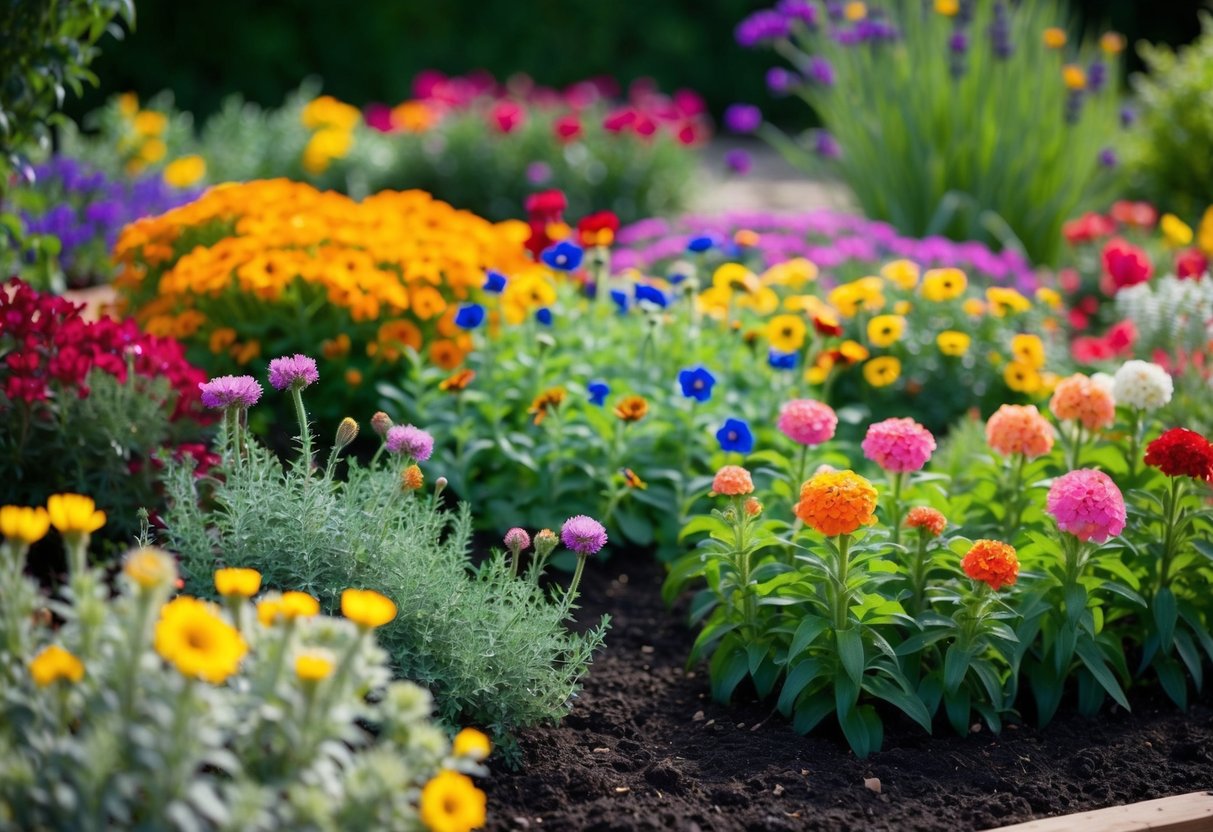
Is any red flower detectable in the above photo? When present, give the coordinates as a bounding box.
[602,108,636,133]
[1070,335,1114,364]
[1101,237,1153,291]
[675,121,705,146]
[524,190,567,259]
[577,211,620,248]
[1144,428,1213,481]
[1110,200,1158,229]
[1063,212,1115,245]
[1057,268,1082,294]
[489,101,524,133]
[553,114,582,142]
[363,103,393,133]
[1177,248,1208,281]
[1068,308,1090,331]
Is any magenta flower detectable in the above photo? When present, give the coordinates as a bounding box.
[1046,469,1126,543]
[385,425,434,461]
[861,417,937,473]
[504,528,531,552]
[560,515,608,556]
[777,399,838,446]
[268,354,320,390]
[198,375,263,409]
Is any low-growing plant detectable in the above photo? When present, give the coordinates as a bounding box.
[0,494,490,831]
[158,355,608,753]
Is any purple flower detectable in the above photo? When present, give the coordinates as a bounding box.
[1088,61,1106,93]
[560,515,608,556]
[385,424,434,461]
[504,527,531,552]
[807,56,835,86]
[1098,148,1118,168]
[776,0,817,26]
[734,10,790,47]
[199,375,263,409]
[988,1,1013,59]
[723,103,762,134]
[813,131,841,159]
[268,354,320,390]
[526,161,552,185]
[765,67,796,95]
[725,149,753,175]
[1119,106,1136,128]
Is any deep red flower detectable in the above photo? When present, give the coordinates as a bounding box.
[1105,319,1138,355]
[602,108,636,133]
[1101,237,1153,291]
[363,103,393,132]
[1063,212,1116,245]
[553,114,582,142]
[1110,200,1158,229]
[577,211,620,248]
[524,190,567,259]
[1145,428,1213,481]
[1177,248,1208,281]
[1070,335,1114,364]
[489,100,524,133]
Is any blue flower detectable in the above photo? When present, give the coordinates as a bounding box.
[541,240,584,272]
[454,303,486,330]
[678,366,716,402]
[536,307,553,326]
[668,271,688,285]
[587,380,610,406]
[687,235,715,253]
[634,284,669,308]
[610,289,631,314]
[717,418,754,454]
[768,350,798,371]
[483,270,508,293]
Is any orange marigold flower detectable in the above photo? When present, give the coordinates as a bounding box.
[744,497,763,517]
[793,470,878,537]
[712,465,754,496]
[904,506,947,537]
[401,464,424,492]
[528,387,566,426]
[614,395,649,422]
[1048,374,1115,431]
[439,368,475,393]
[986,404,1055,458]
[962,539,1019,591]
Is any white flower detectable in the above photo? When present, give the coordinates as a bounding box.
[1091,372,1115,396]
[1112,360,1173,411]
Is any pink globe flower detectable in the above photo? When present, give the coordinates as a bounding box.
[267,354,319,391]
[1046,469,1126,543]
[504,527,531,552]
[861,418,937,473]
[777,399,838,446]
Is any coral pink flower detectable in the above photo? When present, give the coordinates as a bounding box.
[1049,374,1115,431]
[985,404,1055,458]
[1046,469,1126,543]
[861,417,936,473]
[777,399,838,446]
[904,506,947,537]
[712,465,754,496]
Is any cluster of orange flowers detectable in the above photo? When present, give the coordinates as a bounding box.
[114,179,533,378]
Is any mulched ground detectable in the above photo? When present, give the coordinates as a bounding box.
[484,555,1213,831]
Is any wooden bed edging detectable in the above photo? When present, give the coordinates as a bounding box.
[987,792,1213,832]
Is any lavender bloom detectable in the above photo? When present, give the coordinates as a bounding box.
[776,0,817,26]
[734,10,790,47]
[725,149,753,174]
[813,131,841,159]
[765,67,795,95]
[723,103,762,134]
[807,56,835,86]
[1088,61,1107,93]
[1119,106,1136,128]
[526,161,551,185]
[199,375,263,409]
[385,424,435,461]
[988,1,1013,59]
[560,515,608,556]
[1098,148,1118,168]
[268,354,320,390]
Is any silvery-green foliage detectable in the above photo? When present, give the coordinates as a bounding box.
[1115,274,1213,356]
[0,547,458,831]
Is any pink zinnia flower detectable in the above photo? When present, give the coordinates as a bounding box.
[268,354,319,391]
[861,418,937,473]
[560,515,608,556]
[777,399,838,446]
[385,425,434,461]
[1046,469,1126,543]
[198,375,262,409]
[504,527,531,552]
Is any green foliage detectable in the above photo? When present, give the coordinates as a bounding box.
[0,530,464,830]
[755,0,1125,264]
[158,390,607,752]
[1125,13,1213,218]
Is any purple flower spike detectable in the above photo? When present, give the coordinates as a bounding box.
[268,354,319,391]
[560,515,608,556]
[725,149,753,175]
[723,104,762,134]
[385,424,434,461]
[199,375,263,409]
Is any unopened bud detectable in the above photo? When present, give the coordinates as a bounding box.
[534,529,558,559]
[401,464,424,492]
[744,497,763,517]
[434,477,448,499]
[371,411,393,438]
[536,333,556,353]
[335,417,359,450]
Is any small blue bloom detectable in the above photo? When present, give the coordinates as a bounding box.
[768,350,798,371]
[483,270,508,293]
[668,271,688,285]
[587,380,610,407]
[454,303,486,330]
[610,289,631,314]
[687,235,715,253]
[678,366,717,402]
[634,284,669,308]
[541,240,584,272]
[717,418,754,454]
[536,307,553,326]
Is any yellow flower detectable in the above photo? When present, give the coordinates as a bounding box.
[881,259,920,290]
[124,547,178,590]
[138,138,167,164]
[761,258,817,288]
[452,727,493,761]
[302,127,353,175]
[866,314,905,348]
[163,155,206,188]
[921,268,967,302]
[117,92,139,119]
[962,298,986,317]
[844,1,867,21]
[936,331,971,356]
[1099,32,1126,55]
[29,645,84,687]
[1043,27,1067,49]
[986,287,1032,317]
[154,597,248,684]
[300,95,362,131]
[1161,214,1193,247]
[1035,287,1063,310]
[893,300,912,315]
[805,363,832,386]
[863,356,901,388]
[47,494,106,537]
[295,651,335,683]
[214,567,262,599]
[1011,334,1046,369]
[613,395,649,423]
[712,263,759,294]
[1004,361,1043,393]
[736,286,780,316]
[419,770,487,832]
[829,278,884,317]
[838,340,869,364]
[1062,65,1086,91]
[257,591,321,626]
[503,272,557,311]
[133,110,168,137]
[1200,207,1213,256]
[341,588,397,629]
[0,505,50,545]
[766,314,807,352]
[935,0,958,15]
[696,285,732,319]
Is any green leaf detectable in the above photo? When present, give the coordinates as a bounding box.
[944,688,971,736]
[1173,629,1203,692]
[778,658,825,715]
[1155,657,1189,710]
[1064,583,1087,628]
[709,644,749,704]
[1075,641,1130,711]
[788,616,830,662]
[943,644,969,695]
[792,691,834,735]
[838,702,882,758]
[895,628,952,656]
[689,618,738,666]
[679,515,723,541]
[1155,588,1178,653]
[836,626,865,686]
[864,674,932,733]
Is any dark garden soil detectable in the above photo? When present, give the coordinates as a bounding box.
[484,555,1213,832]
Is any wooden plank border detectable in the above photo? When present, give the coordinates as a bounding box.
[988,792,1213,832]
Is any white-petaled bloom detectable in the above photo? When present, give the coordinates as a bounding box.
[1090,372,1116,397]
[1112,360,1174,411]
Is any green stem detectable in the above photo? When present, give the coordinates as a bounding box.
[564,555,589,610]
[290,386,312,477]
[910,532,928,616]
[794,442,809,487]
[1158,476,1185,593]
[1004,452,1026,539]
[1127,408,1143,481]
[888,471,905,546]
[833,534,852,631]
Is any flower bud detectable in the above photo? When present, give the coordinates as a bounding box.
[334,417,359,450]
[504,527,531,555]
[123,546,178,592]
[371,411,393,438]
[534,529,558,560]
[402,464,424,492]
[434,477,448,499]
[744,497,763,517]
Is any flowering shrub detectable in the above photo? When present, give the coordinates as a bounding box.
[667,369,1213,756]
[0,496,488,830]
[734,0,1125,264]
[159,358,607,752]
[113,179,533,426]
[0,278,209,540]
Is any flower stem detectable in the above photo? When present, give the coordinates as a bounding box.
[290,386,312,477]
[888,472,905,546]
[833,534,852,631]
